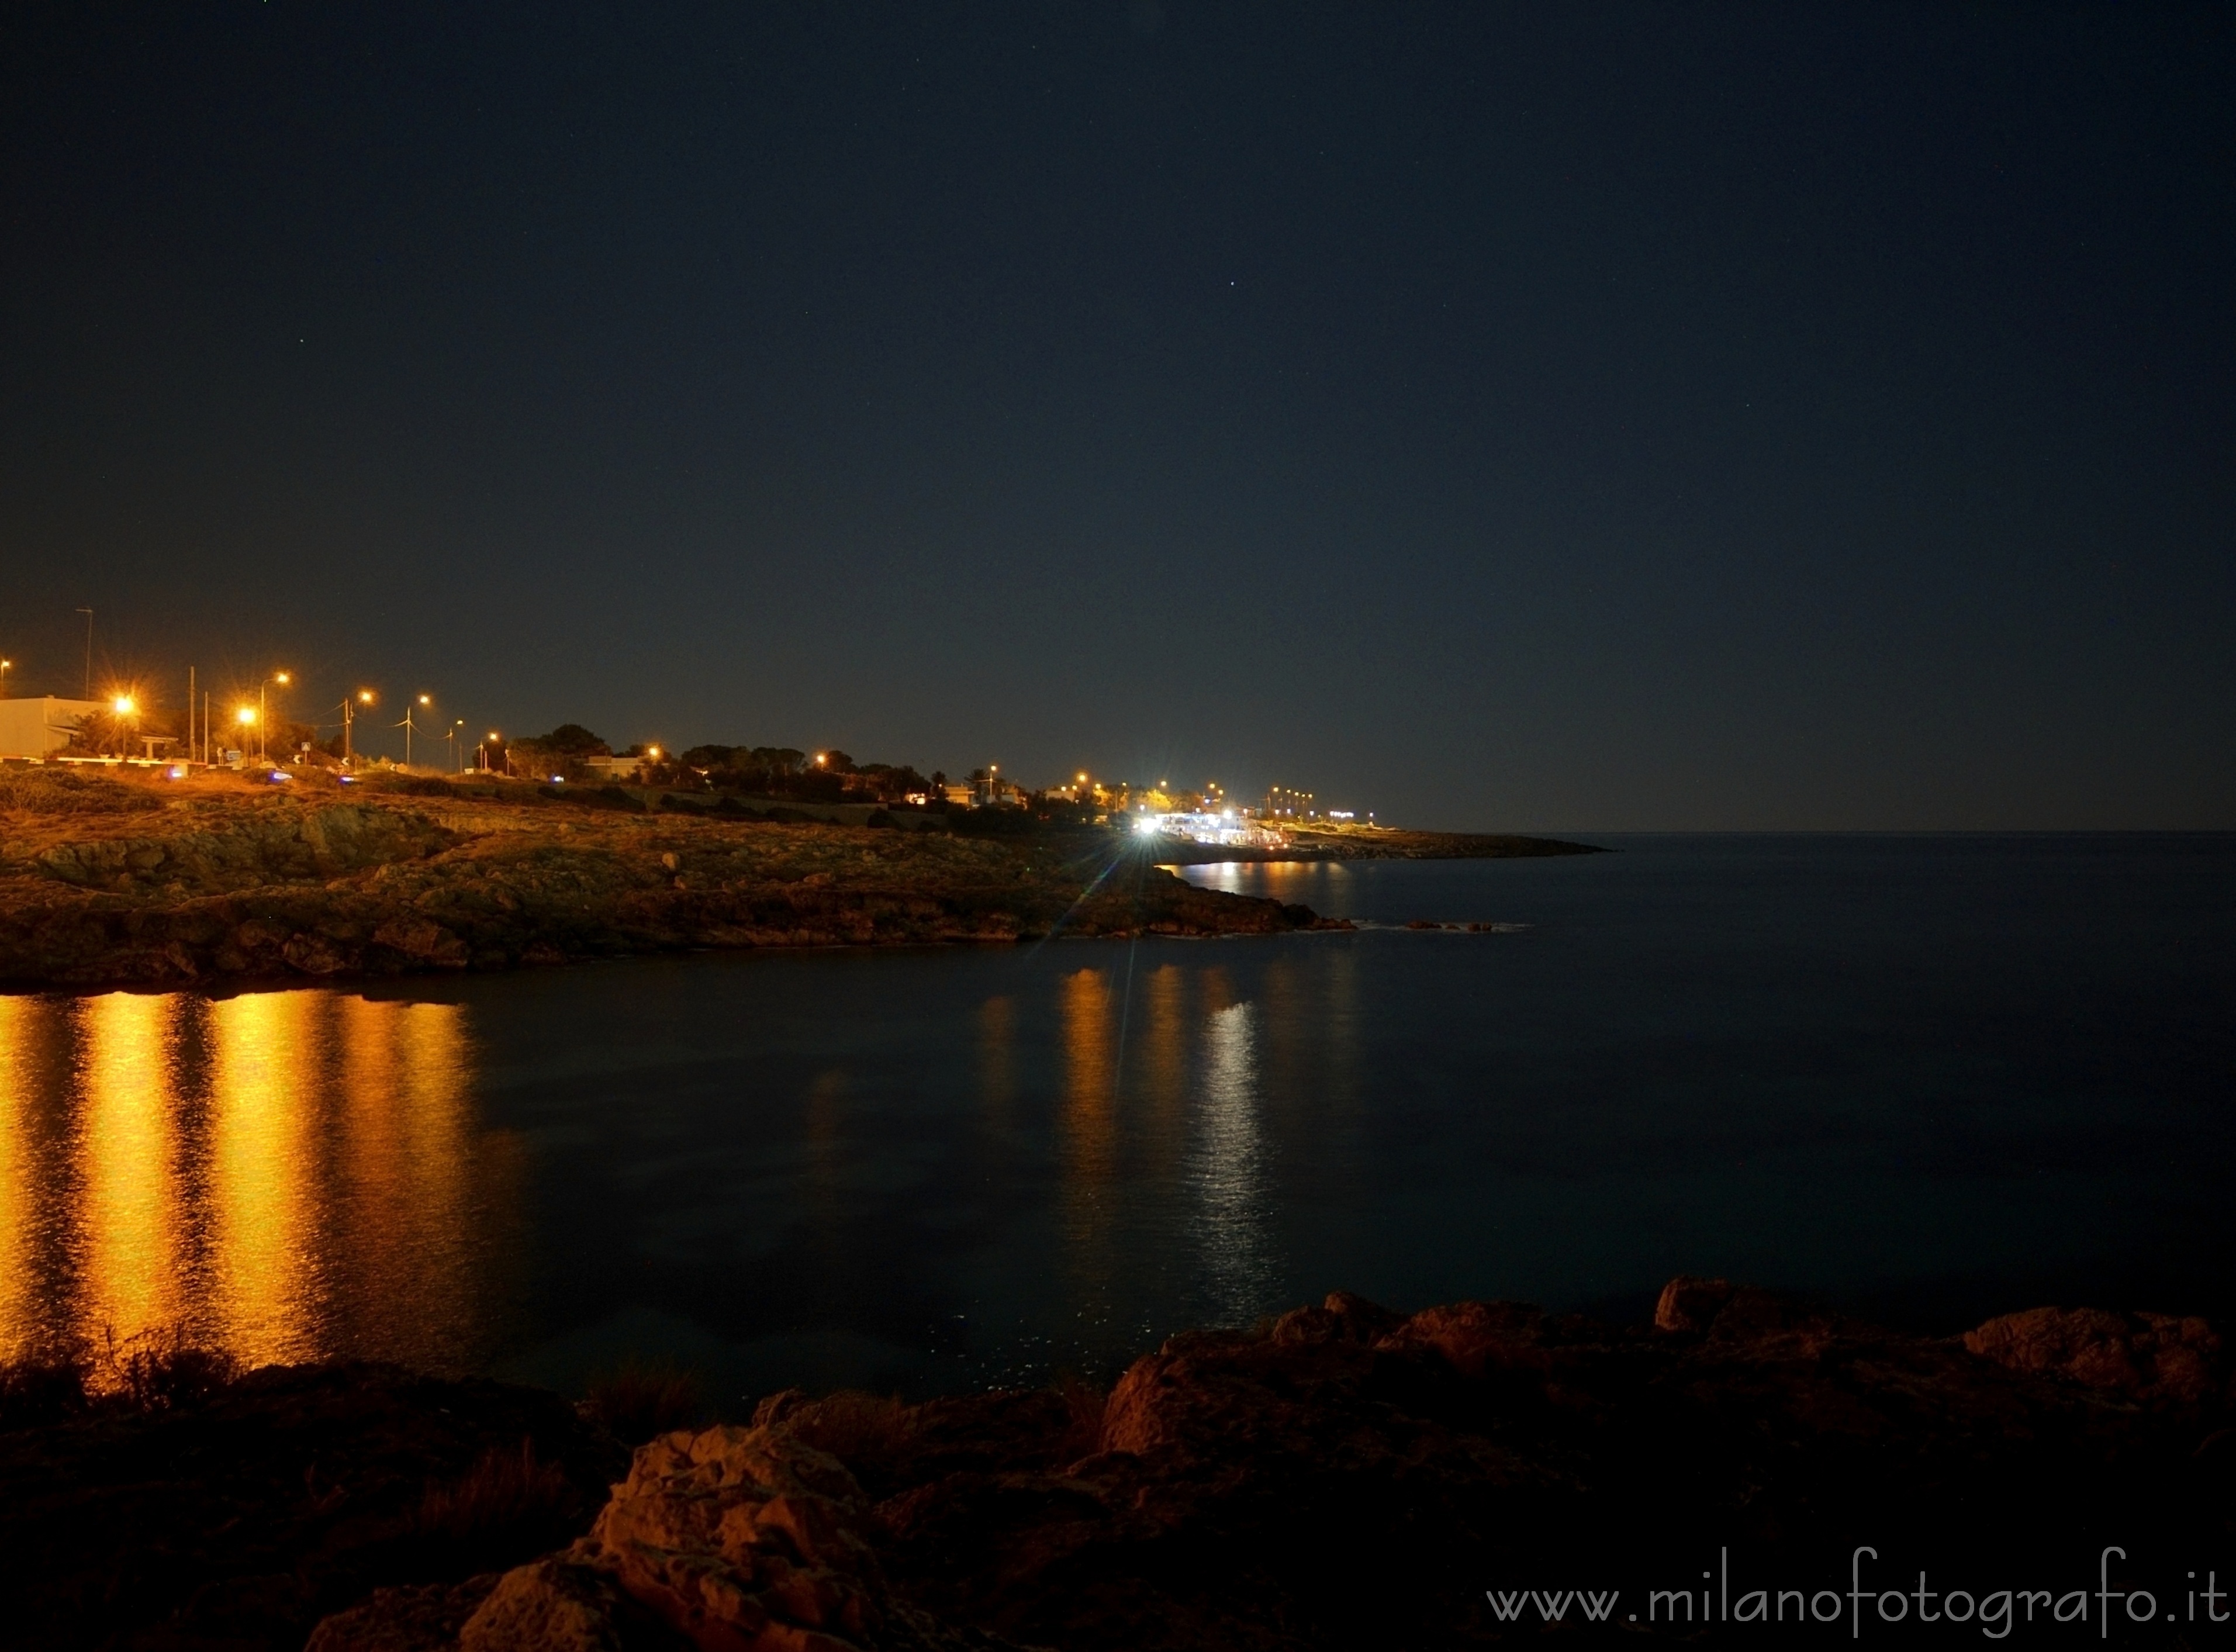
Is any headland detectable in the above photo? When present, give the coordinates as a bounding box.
[0,765,1596,991]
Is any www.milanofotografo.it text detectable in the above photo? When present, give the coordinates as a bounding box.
[1487,1548,2232,1636]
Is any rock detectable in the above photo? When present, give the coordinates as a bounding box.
[433,1425,1032,1652]
[1653,1273,1736,1332]
[1965,1305,2229,1406]
[460,1553,668,1652]
[307,1575,503,1652]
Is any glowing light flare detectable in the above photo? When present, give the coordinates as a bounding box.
[111,696,136,716]
[235,706,257,726]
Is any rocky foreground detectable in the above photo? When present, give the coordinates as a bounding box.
[0,768,1347,989]
[4,1279,2230,1649]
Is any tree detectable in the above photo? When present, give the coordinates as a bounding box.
[534,724,610,756]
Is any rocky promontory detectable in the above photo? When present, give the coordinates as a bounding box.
[5,1279,2229,1648]
[0,768,1347,989]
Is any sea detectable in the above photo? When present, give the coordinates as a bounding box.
[1,834,2231,1405]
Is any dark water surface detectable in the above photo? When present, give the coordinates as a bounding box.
[3,835,2231,1403]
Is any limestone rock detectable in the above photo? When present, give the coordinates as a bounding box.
[1965,1305,2228,1405]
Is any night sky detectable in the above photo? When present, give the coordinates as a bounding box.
[4,3,2230,829]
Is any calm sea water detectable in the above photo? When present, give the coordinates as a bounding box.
[2,835,2231,1404]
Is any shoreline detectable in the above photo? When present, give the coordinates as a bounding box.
[0,767,1391,992]
[4,1277,2226,1649]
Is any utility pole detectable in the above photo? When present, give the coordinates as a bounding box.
[188,667,195,763]
[75,609,92,698]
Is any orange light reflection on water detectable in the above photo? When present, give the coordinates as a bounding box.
[0,996,38,1362]
[81,992,184,1353]
[0,988,496,1375]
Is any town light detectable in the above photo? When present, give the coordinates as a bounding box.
[814,752,827,765]
[648,745,661,760]
[236,706,257,725]
[112,696,136,716]
[487,731,500,742]
[417,694,431,706]
[358,690,375,704]
[274,672,291,686]
[1077,772,1088,783]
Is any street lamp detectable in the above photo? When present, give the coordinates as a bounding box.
[1,659,11,698]
[338,690,375,768]
[260,671,292,763]
[448,718,465,772]
[110,695,138,761]
[234,704,257,764]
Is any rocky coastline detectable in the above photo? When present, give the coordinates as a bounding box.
[0,768,1359,991]
[4,1278,2229,1649]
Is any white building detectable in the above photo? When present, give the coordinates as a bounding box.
[0,697,104,760]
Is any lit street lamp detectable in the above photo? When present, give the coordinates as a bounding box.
[338,690,375,768]
[1,659,12,698]
[260,671,292,763]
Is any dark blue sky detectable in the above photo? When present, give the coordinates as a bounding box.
[4,2,2230,827]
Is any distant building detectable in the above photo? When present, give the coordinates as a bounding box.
[582,754,647,782]
[0,697,104,760]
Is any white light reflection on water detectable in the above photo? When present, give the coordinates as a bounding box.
[1192,998,1280,1326]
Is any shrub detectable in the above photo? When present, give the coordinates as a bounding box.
[1052,1370,1109,1460]
[103,1326,240,1412]
[0,1356,94,1430]
[414,1438,579,1551]
[0,769,166,816]
[581,1361,705,1444]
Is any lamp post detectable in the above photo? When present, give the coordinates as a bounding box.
[448,718,465,772]
[338,690,375,768]
[234,704,257,766]
[112,695,137,760]
[1,659,11,698]
[260,671,291,764]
